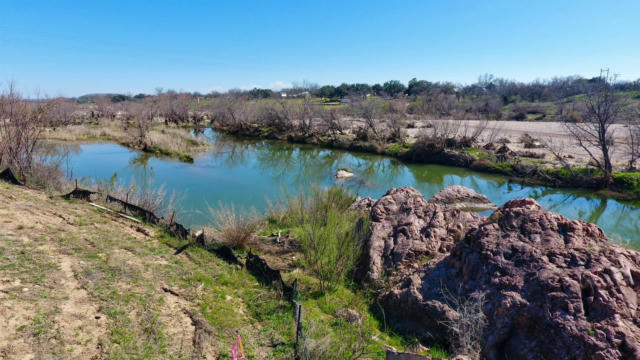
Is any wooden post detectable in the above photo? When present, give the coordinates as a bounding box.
[291,279,298,302]
[75,179,78,190]
[294,302,302,360]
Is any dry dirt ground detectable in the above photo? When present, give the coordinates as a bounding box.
[0,182,293,359]
[341,117,632,168]
[406,119,633,168]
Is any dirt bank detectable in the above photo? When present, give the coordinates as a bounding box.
[0,182,291,359]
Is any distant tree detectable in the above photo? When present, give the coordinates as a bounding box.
[314,85,337,98]
[382,80,406,97]
[248,88,273,99]
[371,83,383,96]
[111,94,131,103]
[406,78,433,96]
[335,83,350,98]
[133,93,148,100]
[350,83,372,97]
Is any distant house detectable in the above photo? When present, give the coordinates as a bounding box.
[280,92,287,98]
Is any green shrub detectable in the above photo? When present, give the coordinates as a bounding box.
[271,186,356,229]
[268,186,367,293]
[297,208,369,293]
[386,143,411,156]
[613,172,640,194]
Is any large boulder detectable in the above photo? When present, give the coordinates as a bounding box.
[379,198,640,360]
[356,187,484,283]
[428,185,496,212]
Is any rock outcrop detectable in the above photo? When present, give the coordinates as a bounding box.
[356,187,484,283]
[428,185,496,212]
[378,198,640,360]
[349,196,376,214]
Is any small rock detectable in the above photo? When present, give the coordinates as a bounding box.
[335,169,354,179]
[194,229,206,246]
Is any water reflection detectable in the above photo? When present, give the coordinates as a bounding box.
[60,128,639,247]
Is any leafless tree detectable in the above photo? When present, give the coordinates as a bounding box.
[298,95,315,135]
[351,97,387,144]
[425,120,460,148]
[317,107,344,140]
[541,137,573,169]
[257,100,293,132]
[158,91,190,125]
[45,97,77,126]
[564,79,626,183]
[387,113,406,144]
[128,101,156,149]
[95,97,115,121]
[0,82,47,178]
[483,120,504,145]
[459,119,489,147]
[626,108,640,170]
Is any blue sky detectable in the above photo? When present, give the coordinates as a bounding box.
[1,0,639,97]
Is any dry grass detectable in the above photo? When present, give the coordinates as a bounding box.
[40,120,212,159]
[146,128,209,154]
[439,289,487,360]
[208,202,263,249]
[41,120,126,142]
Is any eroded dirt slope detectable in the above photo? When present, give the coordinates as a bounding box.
[0,182,292,359]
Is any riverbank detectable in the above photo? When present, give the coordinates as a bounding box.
[40,121,212,163]
[212,121,640,201]
[0,181,423,359]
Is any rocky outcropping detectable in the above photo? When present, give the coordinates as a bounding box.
[356,187,484,283]
[428,185,496,212]
[350,196,376,214]
[378,198,640,360]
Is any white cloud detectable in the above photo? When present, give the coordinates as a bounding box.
[269,81,293,91]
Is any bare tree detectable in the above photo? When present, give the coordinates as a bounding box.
[351,97,387,145]
[483,120,505,145]
[45,97,77,127]
[317,107,344,140]
[0,83,47,178]
[564,78,626,183]
[298,95,315,135]
[542,137,573,169]
[626,108,640,170]
[158,91,190,125]
[95,97,115,121]
[128,101,156,149]
[387,113,406,144]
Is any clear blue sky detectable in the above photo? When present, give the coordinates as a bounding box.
[1,0,639,97]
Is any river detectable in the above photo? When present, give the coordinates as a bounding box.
[56,128,639,248]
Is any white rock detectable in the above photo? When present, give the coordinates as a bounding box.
[335,169,354,179]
